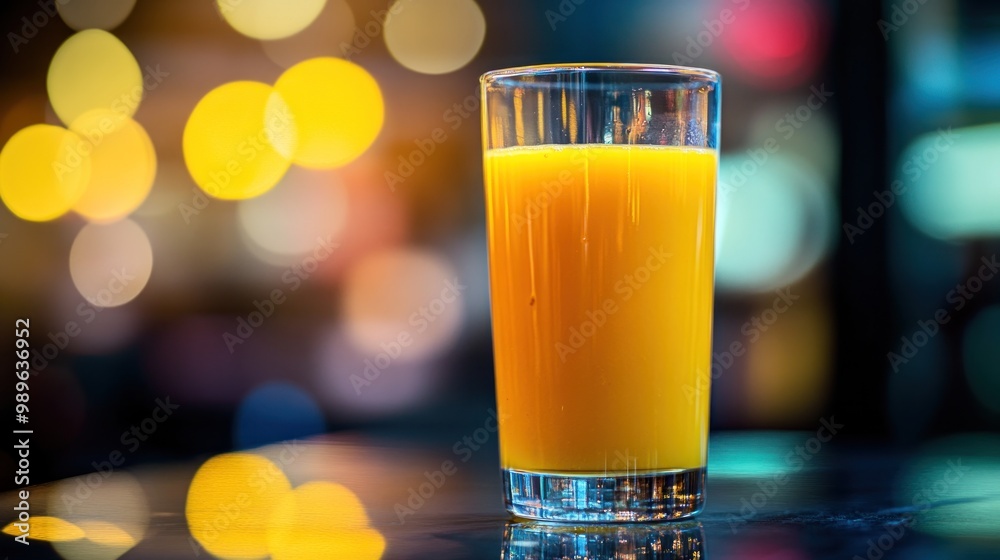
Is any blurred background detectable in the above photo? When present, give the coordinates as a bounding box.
[1,0,1000,556]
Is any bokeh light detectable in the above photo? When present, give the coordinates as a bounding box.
[384,0,486,75]
[237,167,348,260]
[709,432,805,479]
[186,453,292,559]
[0,124,90,221]
[716,155,803,290]
[716,154,834,292]
[274,57,383,169]
[183,81,296,200]
[315,326,440,418]
[718,0,825,88]
[899,123,1000,239]
[711,534,811,560]
[342,248,464,362]
[307,163,412,283]
[76,521,137,548]
[267,481,385,560]
[69,110,156,223]
[49,472,149,560]
[47,30,143,126]
[962,305,1000,414]
[57,0,137,31]
[745,297,831,424]
[69,219,153,308]
[218,0,327,40]
[260,0,355,69]
[895,434,1000,540]
[2,516,84,542]
[235,382,326,449]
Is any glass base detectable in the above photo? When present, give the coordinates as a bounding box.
[502,467,705,522]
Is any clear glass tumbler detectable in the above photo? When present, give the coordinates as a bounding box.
[480,64,720,522]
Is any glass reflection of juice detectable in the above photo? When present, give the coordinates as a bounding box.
[485,143,716,475]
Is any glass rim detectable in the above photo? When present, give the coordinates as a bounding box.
[480,63,720,85]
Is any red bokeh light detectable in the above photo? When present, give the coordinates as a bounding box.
[718,0,826,88]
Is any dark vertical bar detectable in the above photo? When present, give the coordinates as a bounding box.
[831,1,891,436]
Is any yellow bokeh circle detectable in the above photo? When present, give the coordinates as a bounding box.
[0,124,90,222]
[48,472,150,559]
[275,57,383,169]
[183,81,296,200]
[70,110,156,222]
[384,0,486,75]
[218,0,327,40]
[186,453,292,559]
[267,482,385,560]
[2,516,84,542]
[47,29,143,126]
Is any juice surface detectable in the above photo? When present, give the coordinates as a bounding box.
[484,144,716,473]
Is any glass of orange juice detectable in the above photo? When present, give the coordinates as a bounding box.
[480,64,719,522]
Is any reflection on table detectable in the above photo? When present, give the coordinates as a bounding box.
[2,431,1000,559]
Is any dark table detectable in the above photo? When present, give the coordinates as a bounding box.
[3,430,999,559]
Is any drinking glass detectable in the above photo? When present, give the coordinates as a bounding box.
[480,64,720,521]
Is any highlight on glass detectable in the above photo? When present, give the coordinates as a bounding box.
[480,64,720,522]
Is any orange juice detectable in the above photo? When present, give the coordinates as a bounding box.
[484,144,716,474]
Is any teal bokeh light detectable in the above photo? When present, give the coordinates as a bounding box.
[900,124,1000,239]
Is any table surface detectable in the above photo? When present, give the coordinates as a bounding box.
[3,430,999,559]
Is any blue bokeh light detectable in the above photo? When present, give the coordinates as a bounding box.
[234,381,326,449]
